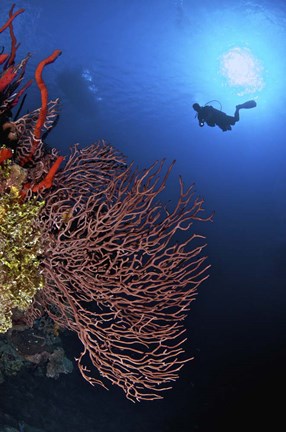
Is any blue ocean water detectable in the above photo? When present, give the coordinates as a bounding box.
[0,0,285,431]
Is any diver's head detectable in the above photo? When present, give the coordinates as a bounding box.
[192,103,201,112]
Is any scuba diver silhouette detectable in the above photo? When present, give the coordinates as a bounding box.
[193,100,257,132]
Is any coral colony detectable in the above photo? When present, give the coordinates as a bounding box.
[0,5,213,401]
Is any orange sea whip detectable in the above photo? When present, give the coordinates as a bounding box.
[20,49,62,165]
[0,147,12,164]
[0,6,24,34]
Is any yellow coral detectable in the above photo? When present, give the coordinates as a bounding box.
[0,161,44,333]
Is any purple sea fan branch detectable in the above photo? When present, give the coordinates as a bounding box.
[26,140,213,402]
[13,98,60,188]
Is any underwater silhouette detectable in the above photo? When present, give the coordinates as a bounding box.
[193,100,257,132]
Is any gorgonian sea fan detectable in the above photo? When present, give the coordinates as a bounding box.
[0,5,213,401]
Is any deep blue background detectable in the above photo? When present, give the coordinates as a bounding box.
[1,1,285,431]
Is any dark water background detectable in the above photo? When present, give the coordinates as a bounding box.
[1,0,285,430]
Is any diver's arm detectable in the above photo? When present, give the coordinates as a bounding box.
[203,107,216,127]
[198,113,205,127]
[198,107,214,127]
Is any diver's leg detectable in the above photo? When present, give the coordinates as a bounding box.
[233,106,240,122]
[228,114,237,126]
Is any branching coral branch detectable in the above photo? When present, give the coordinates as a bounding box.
[0,5,24,34]
[25,142,214,401]
[7,4,19,67]
[20,49,62,165]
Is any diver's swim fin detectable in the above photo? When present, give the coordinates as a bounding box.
[237,100,257,109]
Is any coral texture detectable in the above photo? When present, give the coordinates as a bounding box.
[0,4,213,401]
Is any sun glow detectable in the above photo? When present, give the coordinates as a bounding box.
[220,47,264,95]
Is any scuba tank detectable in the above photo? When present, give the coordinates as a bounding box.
[204,100,222,110]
